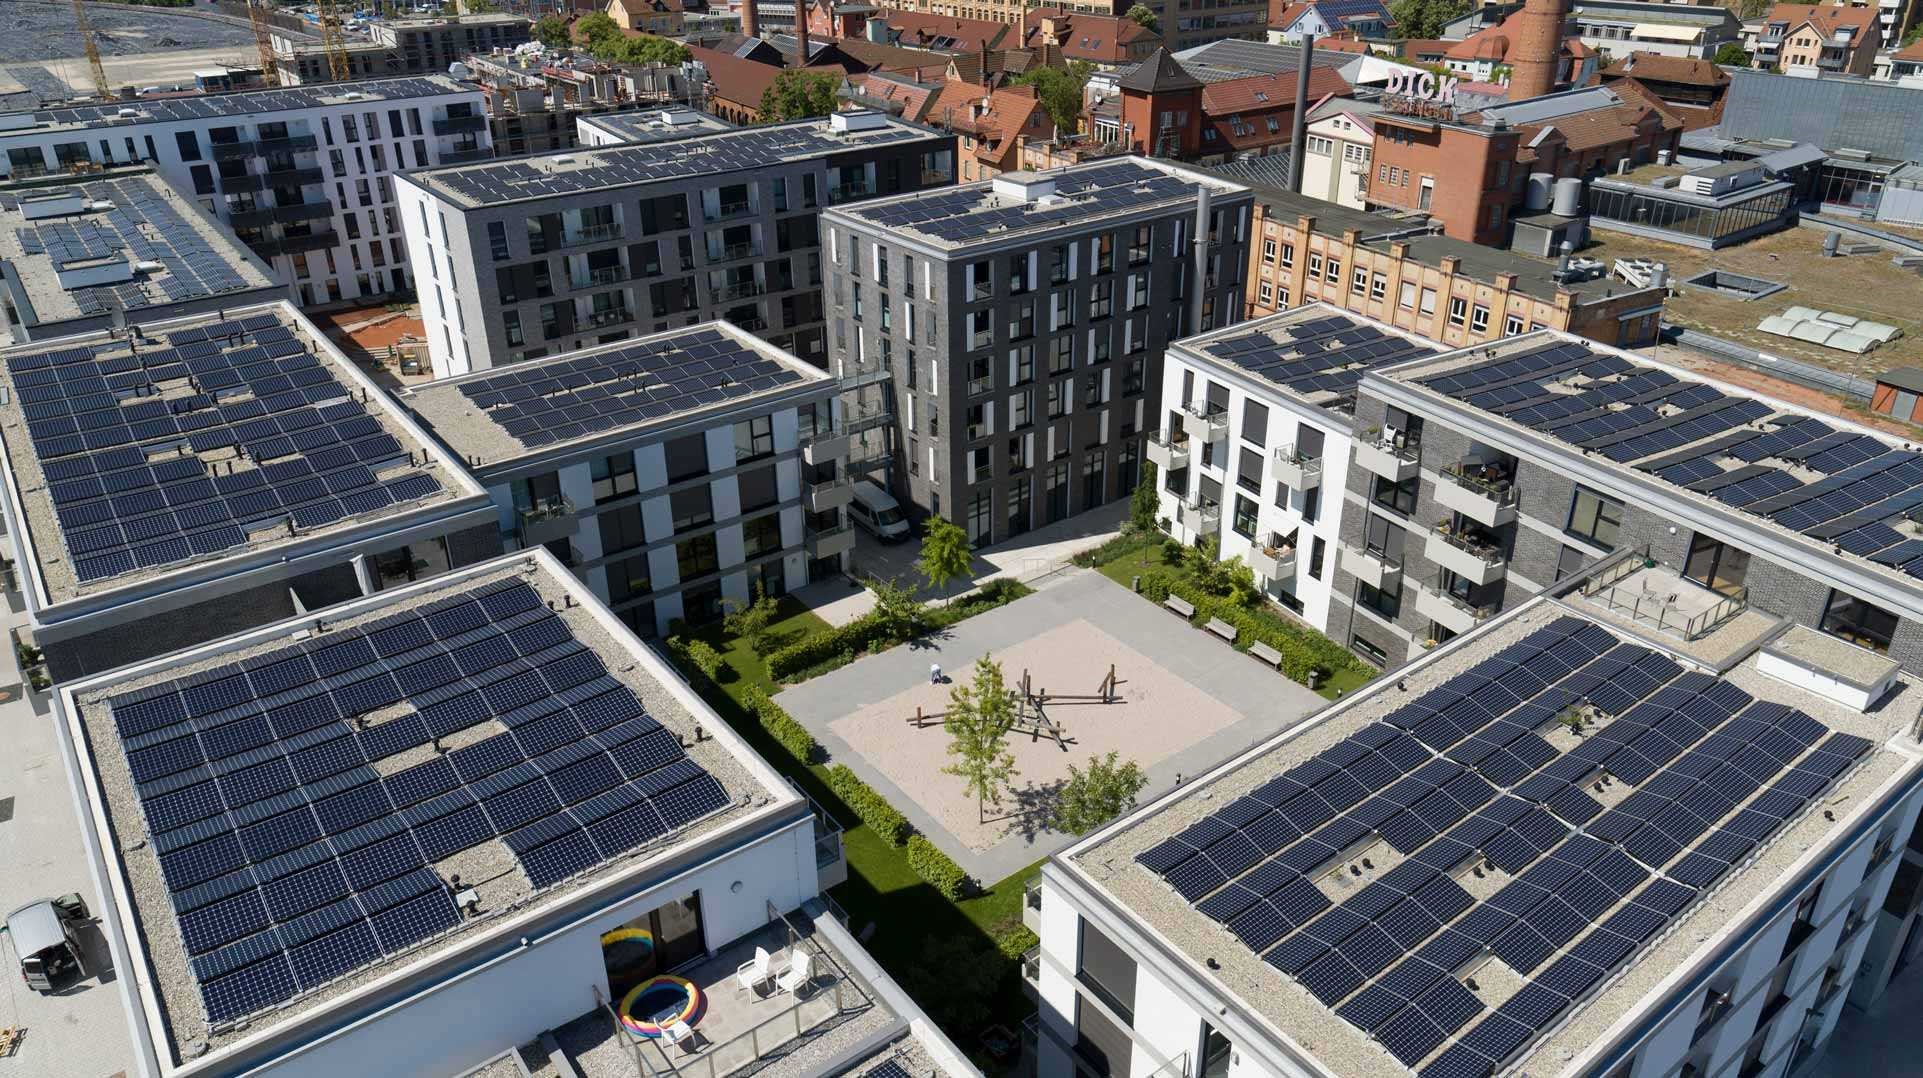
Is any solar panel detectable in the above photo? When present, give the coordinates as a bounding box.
[100,578,733,1028]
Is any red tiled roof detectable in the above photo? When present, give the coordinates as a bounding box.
[1021,8,1159,63]
[845,72,940,120]
[871,9,1014,52]
[686,46,788,107]
[1518,83,1683,153]
[1765,2,1881,38]
[1200,67,1349,114]
[1598,52,1731,88]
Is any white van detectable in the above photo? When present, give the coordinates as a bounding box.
[848,480,911,542]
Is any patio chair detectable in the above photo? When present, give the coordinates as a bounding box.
[736,946,772,994]
[776,949,814,998]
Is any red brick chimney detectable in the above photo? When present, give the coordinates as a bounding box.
[794,0,811,68]
[742,0,759,39]
[1507,0,1567,101]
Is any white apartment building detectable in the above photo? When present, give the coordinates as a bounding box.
[1150,305,1439,636]
[0,77,491,307]
[399,322,852,638]
[1033,587,1923,1078]
[1298,105,1376,212]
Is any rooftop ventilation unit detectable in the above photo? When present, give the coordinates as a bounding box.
[831,109,888,133]
[992,171,1058,204]
[18,189,88,221]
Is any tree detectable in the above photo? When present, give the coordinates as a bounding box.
[1129,460,1160,533]
[918,515,974,591]
[533,14,573,49]
[1387,0,1471,41]
[722,582,779,652]
[943,656,1020,823]
[604,34,692,65]
[867,575,930,640]
[758,69,841,122]
[1712,42,1752,66]
[1010,60,1096,133]
[1903,22,1923,46]
[1050,752,1149,835]
[1126,3,1159,32]
[572,11,621,47]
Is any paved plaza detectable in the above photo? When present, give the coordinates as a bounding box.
[774,569,1327,882]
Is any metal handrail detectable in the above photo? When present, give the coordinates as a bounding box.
[1585,579,1748,641]
[1429,583,1496,620]
[1356,541,1403,571]
[1273,444,1322,475]
[1442,465,1520,506]
[566,222,623,246]
[1431,523,1505,565]
[1148,428,1189,449]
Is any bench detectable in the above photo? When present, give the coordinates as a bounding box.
[1204,618,1239,644]
[1248,641,1283,669]
[1163,595,1196,619]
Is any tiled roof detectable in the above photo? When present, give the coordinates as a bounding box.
[1022,8,1159,63]
[870,9,1014,51]
[1599,52,1728,87]
[1118,46,1205,92]
[844,71,941,120]
[686,45,789,106]
[1764,2,1881,38]
[1200,67,1349,114]
[1519,83,1682,153]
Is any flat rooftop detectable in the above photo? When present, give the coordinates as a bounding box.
[0,172,277,330]
[1069,598,1922,1077]
[0,304,474,607]
[0,76,474,136]
[836,157,1248,251]
[576,107,735,145]
[1378,331,1923,598]
[401,112,944,208]
[1172,304,1440,416]
[401,322,832,470]
[63,555,782,1066]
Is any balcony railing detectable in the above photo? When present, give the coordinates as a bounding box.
[1179,402,1229,439]
[1273,444,1322,487]
[708,240,757,261]
[432,113,488,134]
[705,199,754,222]
[1146,430,1190,471]
[1023,876,1042,932]
[1248,539,1297,581]
[1417,583,1496,635]
[262,166,324,187]
[1177,499,1220,532]
[437,146,493,165]
[1347,542,1402,590]
[516,497,577,545]
[1353,436,1419,481]
[275,201,335,224]
[807,521,855,558]
[831,181,874,202]
[714,279,763,301]
[574,265,624,288]
[1428,522,1507,585]
[211,140,257,161]
[584,307,633,327]
[563,222,622,246]
[256,134,319,154]
[966,376,994,397]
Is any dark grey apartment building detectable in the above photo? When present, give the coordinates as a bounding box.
[395,110,956,379]
[820,158,1251,547]
[1325,329,1923,676]
[271,14,532,86]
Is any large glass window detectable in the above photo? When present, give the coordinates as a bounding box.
[1682,532,1750,596]
[1821,590,1898,653]
[1357,577,1401,619]
[742,512,783,557]
[675,534,719,579]
[592,453,637,503]
[664,433,708,483]
[737,465,778,513]
[734,415,774,463]
[670,486,714,532]
[1372,474,1417,514]
[1077,920,1136,1022]
[598,505,647,555]
[606,552,652,603]
[1232,494,1258,538]
[1567,486,1623,549]
[1364,514,1404,565]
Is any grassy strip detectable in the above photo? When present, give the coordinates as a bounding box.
[765,578,1032,681]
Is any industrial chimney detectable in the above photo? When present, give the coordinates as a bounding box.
[1506,0,1568,102]
[742,0,759,40]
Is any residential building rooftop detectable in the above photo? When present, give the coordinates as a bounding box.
[0,75,472,136]
[1064,593,1920,1077]
[833,156,1247,251]
[574,106,735,144]
[1170,304,1440,415]
[398,111,942,208]
[399,322,833,471]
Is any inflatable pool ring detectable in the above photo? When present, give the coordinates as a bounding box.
[600,926,655,970]
[617,974,703,1038]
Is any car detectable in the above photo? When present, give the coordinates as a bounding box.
[7,894,89,994]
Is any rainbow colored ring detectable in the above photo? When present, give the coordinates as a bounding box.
[618,975,702,1038]
[600,927,655,958]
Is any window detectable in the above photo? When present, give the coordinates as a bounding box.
[670,486,714,532]
[1448,297,1468,327]
[1307,252,1323,278]
[1278,243,1294,269]
[599,505,647,556]
[675,533,719,579]
[734,415,774,463]
[1301,485,1320,524]
[1261,238,1277,265]
[1076,920,1137,1023]
[1232,494,1258,538]
[1373,474,1417,514]
[1554,544,1587,582]
[1357,576,1401,619]
[1308,536,1325,579]
[1351,633,1388,664]
[737,466,778,512]
[1370,273,1387,301]
[1419,288,1437,316]
[1237,447,1263,493]
[1567,486,1623,549]
[664,432,707,483]
[1821,590,1898,653]
[592,453,637,503]
[1504,313,1526,335]
[1470,304,1490,334]
[606,552,652,603]
[1398,282,1416,310]
[174,131,200,162]
[741,513,783,558]
[1683,533,1750,596]
[1242,400,1268,447]
[1364,514,1405,566]
[1352,267,1369,295]
[1129,224,1151,265]
[1258,282,1274,306]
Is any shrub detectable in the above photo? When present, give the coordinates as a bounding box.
[906,834,970,899]
[1149,572,1370,687]
[1072,531,1155,568]
[765,577,1032,681]
[681,638,726,681]
[824,764,910,846]
[1160,538,1185,564]
[740,689,820,764]
[994,920,1040,960]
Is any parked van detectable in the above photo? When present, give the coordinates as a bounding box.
[848,481,910,542]
[8,894,89,994]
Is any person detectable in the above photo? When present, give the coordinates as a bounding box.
[930,662,942,684]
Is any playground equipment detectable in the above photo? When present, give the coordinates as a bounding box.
[906,664,1127,751]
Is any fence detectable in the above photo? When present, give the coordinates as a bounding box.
[1579,557,1749,641]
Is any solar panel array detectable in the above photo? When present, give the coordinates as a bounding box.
[1419,342,1923,581]
[854,160,1197,244]
[27,77,456,129]
[106,576,733,1026]
[1135,615,1873,1076]
[455,326,805,451]
[1200,314,1436,409]
[426,120,928,205]
[5,177,265,317]
[9,313,443,587]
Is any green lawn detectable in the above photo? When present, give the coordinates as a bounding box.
[679,601,1040,1067]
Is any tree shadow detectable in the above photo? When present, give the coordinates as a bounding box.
[987,779,1066,842]
[904,625,956,651]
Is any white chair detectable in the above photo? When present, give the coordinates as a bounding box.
[776,949,814,997]
[661,1018,700,1054]
[736,946,772,994]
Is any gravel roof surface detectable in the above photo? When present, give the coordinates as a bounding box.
[1766,625,1899,688]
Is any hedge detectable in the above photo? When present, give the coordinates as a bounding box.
[740,688,820,765]
[1139,568,1369,686]
[764,578,1034,682]
[825,763,911,847]
[906,834,970,900]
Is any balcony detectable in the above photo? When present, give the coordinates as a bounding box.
[707,240,759,262]
[713,279,763,301]
[1437,465,1520,527]
[275,201,335,224]
[1180,402,1229,441]
[583,307,633,328]
[1346,543,1402,590]
[1353,438,1418,482]
[573,265,625,289]
[563,222,622,247]
[1426,524,1507,585]
[806,475,854,513]
[801,428,849,465]
[516,497,577,547]
[438,146,493,165]
[830,181,874,202]
[705,199,755,222]
[1273,445,1322,488]
[219,173,263,193]
[1176,499,1220,533]
[1021,945,1042,1001]
[255,134,319,154]
[1022,877,1042,933]
[211,139,257,161]
[838,365,892,391]
[227,206,279,229]
[1145,430,1190,471]
[1417,583,1496,636]
[806,522,855,559]
[1247,538,1298,582]
[433,113,488,134]
[261,166,324,187]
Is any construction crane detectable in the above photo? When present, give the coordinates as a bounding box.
[315,0,353,83]
[69,0,111,100]
[247,0,280,85]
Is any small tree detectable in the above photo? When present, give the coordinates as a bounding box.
[758,69,841,122]
[918,515,974,591]
[1387,0,1472,41]
[533,14,572,49]
[868,575,929,640]
[1008,60,1096,132]
[605,33,692,65]
[1225,559,1259,607]
[722,582,779,652]
[1182,532,1220,577]
[1711,42,1752,66]
[943,656,1019,823]
[1125,3,1159,31]
[573,11,621,47]
[1129,460,1160,533]
[1050,752,1149,835]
